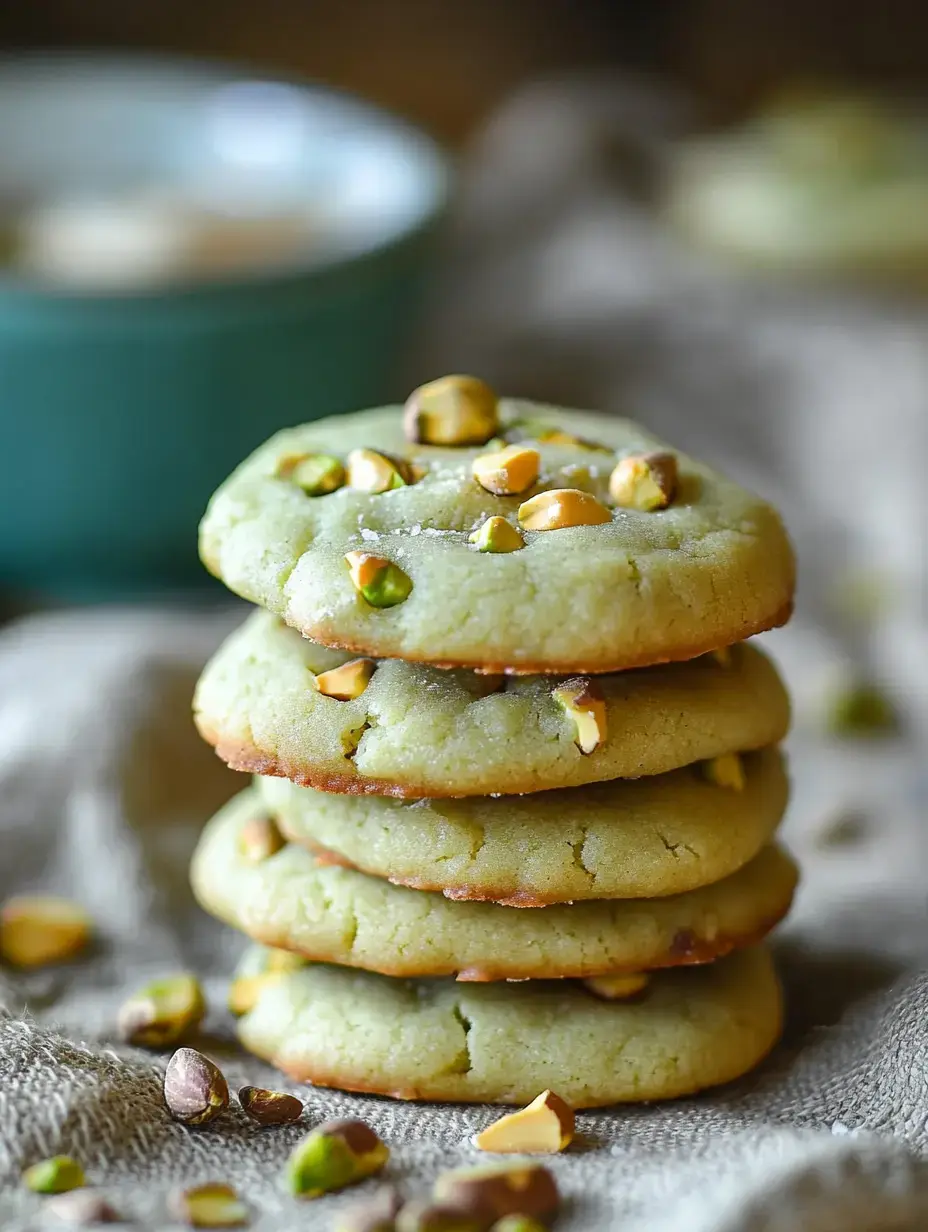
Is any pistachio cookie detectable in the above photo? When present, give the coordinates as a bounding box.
[192,791,797,981]
[199,382,794,674]
[259,747,788,904]
[194,611,790,797]
[236,945,782,1106]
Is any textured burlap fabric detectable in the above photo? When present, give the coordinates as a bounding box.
[2,77,928,1230]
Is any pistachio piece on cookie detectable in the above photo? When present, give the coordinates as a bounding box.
[518,488,611,530]
[472,445,540,496]
[609,451,678,511]
[347,449,410,494]
[404,375,500,446]
[553,677,607,754]
[701,753,746,791]
[314,658,376,700]
[582,971,650,1000]
[469,517,524,553]
[277,452,345,496]
[238,814,285,863]
[345,552,413,608]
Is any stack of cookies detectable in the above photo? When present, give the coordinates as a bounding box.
[191,375,797,1109]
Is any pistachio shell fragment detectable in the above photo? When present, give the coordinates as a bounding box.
[238,814,285,863]
[701,753,746,791]
[277,453,345,496]
[582,971,650,1000]
[472,445,540,497]
[347,449,410,494]
[475,1090,574,1155]
[396,1200,487,1231]
[163,1047,230,1126]
[0,897,92,969]
[404,375,499,446]
[518,488,611,531]
[345,552,413,608]
[23,1156,85,1194]
[45,1189,120,1224]
[117,974,206,1048]
[314,658,377,700]
[469,517,525,554]
[552,677,607,755]
[238,1085,304,1125]
[171,1182,248,1228]
[434,1164,559,1225]
[609,451,678,511]
[287,1119,389,1199]
[335,1186,404,1232]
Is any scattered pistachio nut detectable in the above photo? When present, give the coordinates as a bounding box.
[608,451,678,511]
[347,448,410,494]
[469,516,525,554]
[517,488,611,531]
[475,1090,574,1155]
[163,1047,230,1126]
[170,1183,248,1228]
[23,1156,85,1195]
[277,452,345,496]
[396,1199,488,1232]
[238,1085,304,1125]
[117,973,206,1048]
[536,428,610,451]
[553,677,607,755]
[404,375,499,446]
[238,814,285,863]
[434,1164,559,1225]
[472,445,540,497]
[287,1118,389,1199]
[0,896,91,968]
[826,681,899,737]
[582,971,650,1000]
[335,1186,404,1232]
[345,552,413,608]
[491,1218,548,1232]
[701,753,746,791]
[314,658,377,700]
[45,1190,120,1225]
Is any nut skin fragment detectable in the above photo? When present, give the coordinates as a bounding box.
[474,1091,574,1155]
[277,452,345,496]
[347,448,411,494]
[468,517,525,554]
[0,897,91,968]
[117,973,206,1048]
[396,1200,489,1231]
[23,1157,85,1195]
[700,753,746,791]
[345,552,413,608]
[163,1047,230,1126]
[44,1190,120,1225]
[472,445,540,497]
[238,814,285,863]
[335,1186,404,1232]
[286,1118,389,1199]
[238,1085,304,1125]
[434,1165,558,1225]
[517,488,611,531]
[609,451,678,511]
[552,677,607,755]
[582,971,650,1000]
[404,375,499,446]
[170,1183,248,1228]
[314,658,377,700]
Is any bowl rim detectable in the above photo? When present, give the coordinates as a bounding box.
[0,48,451,304]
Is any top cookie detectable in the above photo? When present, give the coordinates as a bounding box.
[199,380,794,673]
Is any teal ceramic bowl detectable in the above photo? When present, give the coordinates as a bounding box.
[0,54,448,598]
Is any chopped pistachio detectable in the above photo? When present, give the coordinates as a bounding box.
[553,678,607,755]
[345,552,413,607]
[582,971,650,1000]
[23,1156,85,1195]
[314,658,377,700]
[238,1086,303,1125]
[469,517,524,554]
[472,445,540,496]
[518,488,611,531]
[0,897,91,969]
[238,814,285,863]
[396,1200,487,1231]
[171,1182,248,1228]
[701,753,746,791]
[117,974,205,1048]
[44,1190,119,1225]
[434,1164,559,1225]
[475,1090,574,1154]
[277,453,345,496]
[404,375,499,446]
[826,680,899,737]
[609,452,677,511]
[347,449,410,494]
[287,1119,388,1199]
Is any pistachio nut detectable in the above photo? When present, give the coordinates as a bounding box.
[553,677,607,755]
[287,1118,389,1199]
[170,1183,248,1228]
[472,445,540,497]
[0,896,91,969]
[826,680,898,737]
[23,1156,85,1195]
[396,1199,488,1232]
[345,552,413,608]
[314,658,377,700]
[334,1186,404,1232]
[163,1047,229,1126]
[404,375,499,446]
[277,453,345,496]
[517,488,611,531]
[227,973,283,1016]
[474,1090,574,1155]
[700,753,746,791]
[491,1218,548,1232]
[434,1164,559,1225]
[469,517,524,554]
[582,971,650,1000]
[710,646,733,668]
[609,451,678,511]
[238,814,285,863]
[228,947,305,1015]
[44,1190,120,1225]
[536,428,610,451]
[238,1085,304,1125]
[117,973,206,1048]
[347,448,411,494]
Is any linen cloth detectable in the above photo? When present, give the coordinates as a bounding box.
[2,76,928,1230]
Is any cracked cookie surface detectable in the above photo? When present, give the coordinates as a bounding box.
[259,747,788,903]
[236,944,782,1105]
[194,611,790,797]
[199,402,794,673]
[192,790,798,981]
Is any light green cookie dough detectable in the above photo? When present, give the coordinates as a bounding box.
[194,610,790,797]
[259,747,788,904]
[236,945,782,1106]
[199,401,794,673]
[192,790,798,981]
